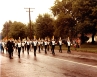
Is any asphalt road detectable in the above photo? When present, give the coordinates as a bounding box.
[1,49,97,77]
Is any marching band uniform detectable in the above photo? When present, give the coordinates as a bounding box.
[44,40,48,54]
[7,40,14,59]
[1,41,4,53]
[14,40,18,52]
[21,41,25,54]
[58,37,62,53]
[29,40,32,51]
[33,39,38,56]
[38,39,41,53]
[40,39,44,50]
[47,39,50,51]
[67,37,71,53]
[26,40,30,55]
[17,40,22,58]
[51,39,56,55]
[24,40,27,51]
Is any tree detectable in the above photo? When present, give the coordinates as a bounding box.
[51,0,76,39]
[35,13,54,39]
[54,13,76,38]
[1,21,12,39]
[72,0,97,43]
[9,21,27,40]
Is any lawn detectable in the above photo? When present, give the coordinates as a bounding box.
[55,43,97,53]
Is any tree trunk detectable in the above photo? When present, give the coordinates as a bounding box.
[92,34,95,44]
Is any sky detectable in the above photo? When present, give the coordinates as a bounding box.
[0,0,55,32]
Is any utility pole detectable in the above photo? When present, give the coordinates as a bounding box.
[24,8,35,39]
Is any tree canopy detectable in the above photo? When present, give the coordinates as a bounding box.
[2,21,27,40]
[9,21,27,39]
[72,0,97,43]
[51,0,76,39]
[35,13,54,39]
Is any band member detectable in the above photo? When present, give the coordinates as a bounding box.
[11,40,15,57]
[47,38,50,51]
[32,36,38,56]
[14,40,18,52]
[7,39,14,59]
[17,40,22,58]
[44,38,48,54]
[58,37,62,53]
[21,41,25,54]
[38,38,41,53]
[67,37,71,53]
[29,40,32,51]
[1,40,4,53]
[4,40,8,54]
[26,39,30,55]
[24,40,27,51]
[51,36,56,55]
[40,39,44,51]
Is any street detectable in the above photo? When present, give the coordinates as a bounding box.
[1,49,97,77]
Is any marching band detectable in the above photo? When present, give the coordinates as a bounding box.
[0,36,80,59]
